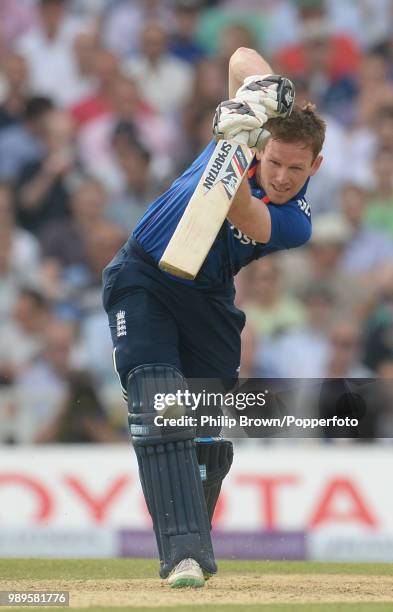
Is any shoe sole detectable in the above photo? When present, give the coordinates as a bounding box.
[169,576,205,589]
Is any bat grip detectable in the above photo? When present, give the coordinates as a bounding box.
[234,130,249,145]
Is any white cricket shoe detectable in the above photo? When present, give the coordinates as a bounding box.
[167,558,205,588]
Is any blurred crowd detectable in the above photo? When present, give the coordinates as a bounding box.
[0,0,393,443]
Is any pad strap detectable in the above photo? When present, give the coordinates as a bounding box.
[195,438,234,527]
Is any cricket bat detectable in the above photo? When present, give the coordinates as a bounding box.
[159,134,254,280]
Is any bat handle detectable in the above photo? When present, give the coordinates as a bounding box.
[233,130,249,145]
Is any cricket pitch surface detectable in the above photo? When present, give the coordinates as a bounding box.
[1,559,393,611]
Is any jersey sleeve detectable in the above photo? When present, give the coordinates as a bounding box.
[265,200,312,249]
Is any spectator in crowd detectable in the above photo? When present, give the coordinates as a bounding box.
[190,57,227,111]
[35,371,127,443]
[111,77,177,179]
[0,95,53,181]
[345,104,393,190]
[0,52,29,130]
[71,53,176,189]
[69,29,99,102]
[40,176,107,267]
[339,183,393,278]
[274,0,360,82]
[182,58,226,161]
[0,181,41,273]
[70,47,120,128]
[373,359,393,439]
[112,76,154,129]
[355,53,393,129]
[311,326,371,428]
[63,220,126,315]
[77,307,118,388]
[70,48,124,188]
[240,324,279,378]
[182,103,219,164]
[0,0,36,48]
[331,0,393,51]
[379,34,393,79]
[223,0,298,55]
[273,316,372,437]
[33,218,125,316]
[107,135,162,231]
[365,147,393,240]
[374,106,393,151]
[62,221,126,385]
[0,184,41,322]
[334,358,393,441]
[263,283,335,378]
[234,265,252,309]
[0,230,26,325]
[324,319,371,377]
[169,0,205,65]
[103,0,174,58]
[303,108,349,215]
[124,20,194,116]
[290,21,357,125]
[217,22,257,71]
[363,264,393,371]
[242,257,305,341]
[0,288,49,384]
[16,108,81,235]
[289,73,351,214]
[15,0,92,105]
[14,318,82,433]
[281,214,368,314]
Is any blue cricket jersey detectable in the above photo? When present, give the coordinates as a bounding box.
[133,140,311,288]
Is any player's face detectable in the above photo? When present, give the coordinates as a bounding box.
[257,139,322,204]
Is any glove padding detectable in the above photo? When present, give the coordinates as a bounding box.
[236,74,295,119]
[213,98,268,140]
[213,98,271,150]
[212,74,295,151]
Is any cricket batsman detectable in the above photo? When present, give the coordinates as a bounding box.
[102,47,326,587]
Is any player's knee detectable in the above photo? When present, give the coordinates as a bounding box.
[127,363,196,445]
[114,343,182,396]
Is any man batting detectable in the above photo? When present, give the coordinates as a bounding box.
[102,47,326,588]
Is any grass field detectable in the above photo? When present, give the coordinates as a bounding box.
[1,559,393,611]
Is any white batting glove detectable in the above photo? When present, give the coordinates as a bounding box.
[213,98,271,150]
[236,74,295,119]
[246,126,271,150]
[213,98,268,140]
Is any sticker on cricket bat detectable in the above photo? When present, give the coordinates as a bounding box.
[203,143,249,197]
[159,138,254,280]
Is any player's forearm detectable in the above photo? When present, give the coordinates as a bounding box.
[228,48,274,97]
[227,177,271,243]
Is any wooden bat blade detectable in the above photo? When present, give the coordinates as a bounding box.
[159,139,254,279]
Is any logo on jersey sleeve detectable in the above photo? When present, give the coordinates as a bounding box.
[297,198,311,217]
[230,225,257,246]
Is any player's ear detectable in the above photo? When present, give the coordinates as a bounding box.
[310,154,323,176]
